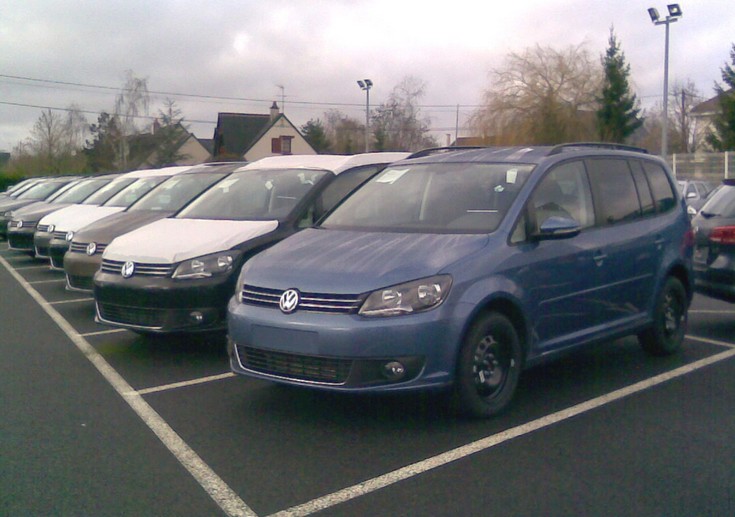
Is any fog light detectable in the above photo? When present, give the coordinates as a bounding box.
[382,361,406,381]
[189,311,204,324]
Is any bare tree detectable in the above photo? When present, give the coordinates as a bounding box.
[471,43,602,145]
[114,70,150,169]
[670,80,704,153]
[9,107,88,175]
[323,109,364,154]
[371,76,437,151]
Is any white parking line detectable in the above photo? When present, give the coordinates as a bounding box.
[269,340,735,517]
[48,297,94,305]
[135,373,236,396]
[686,334,735,349]
[13,264,51,270]
[0,255,256,517]
[28,278,67,285]
[80,328,129,337]
[689,309,735,314]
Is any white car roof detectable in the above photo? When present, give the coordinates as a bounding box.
[235,153,410,175]
[120,165,194,179]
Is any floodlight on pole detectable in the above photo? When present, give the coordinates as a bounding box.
[357,79,372,152]
[648,3,683,158]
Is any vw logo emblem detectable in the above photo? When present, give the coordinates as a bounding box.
[86,242,97,256]
[279,289,300,314]
[121,261,135,278]
[17,220,23,229]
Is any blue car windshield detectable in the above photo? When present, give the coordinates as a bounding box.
[321,163,534,233]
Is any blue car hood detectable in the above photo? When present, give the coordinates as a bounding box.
[242,228,489,293]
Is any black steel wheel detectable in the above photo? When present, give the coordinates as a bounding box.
[638,276,687,356]
[454,312,522,418]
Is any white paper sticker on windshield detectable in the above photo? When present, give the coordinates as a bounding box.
[217,178,238,192]
[506,168,518,184]
[376,168,409,184]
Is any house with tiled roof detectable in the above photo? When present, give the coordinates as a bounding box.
[127,122,212,168]
[692,90,733,149]
[212,102,316,161]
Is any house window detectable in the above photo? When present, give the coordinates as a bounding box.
[271,136,294,155]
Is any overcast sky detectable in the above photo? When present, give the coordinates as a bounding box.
[1,0,734,153]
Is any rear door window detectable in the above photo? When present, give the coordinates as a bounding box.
[587,159,641,224]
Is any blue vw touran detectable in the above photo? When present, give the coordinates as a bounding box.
[227,145,694,417]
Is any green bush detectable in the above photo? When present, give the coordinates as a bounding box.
[0,174,26,193]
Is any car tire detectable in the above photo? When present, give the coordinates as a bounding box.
[453,312,522,418]
[638,276,687,356]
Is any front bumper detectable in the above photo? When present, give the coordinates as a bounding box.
[64,246,105,292]
[48,237,71,270]
[7,225,37,251]
[33,231,53,259]
[94,269,237,333]
[227,299,461,392]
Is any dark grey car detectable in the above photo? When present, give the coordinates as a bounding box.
[692,178,735,302]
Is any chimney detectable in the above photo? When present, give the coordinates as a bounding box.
[270,101,280,121]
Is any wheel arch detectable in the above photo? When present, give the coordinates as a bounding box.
[460,295,530,366]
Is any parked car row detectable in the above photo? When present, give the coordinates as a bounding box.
[5,144,727,418]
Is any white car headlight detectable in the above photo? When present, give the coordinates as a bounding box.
[172,251,240,279]
[359,275,452,317]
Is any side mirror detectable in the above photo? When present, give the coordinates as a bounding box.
[533,216,581,240]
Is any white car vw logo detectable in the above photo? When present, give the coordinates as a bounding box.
[86,242,97,256]
[121,261,135,278]
[279,289,300,314]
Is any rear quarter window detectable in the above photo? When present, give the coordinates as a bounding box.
[642,161,676,213]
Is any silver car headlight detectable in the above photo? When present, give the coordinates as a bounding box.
[359,275,452,317]
[172,250,241,280]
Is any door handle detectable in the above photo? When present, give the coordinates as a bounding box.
[593,251,607,267]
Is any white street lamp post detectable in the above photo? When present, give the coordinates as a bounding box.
[357,79,373,153]
[648,4,683,158]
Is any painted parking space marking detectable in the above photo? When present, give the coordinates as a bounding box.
[13,264,52,270]
[80,328,129,337]
[48,297,94,305]
[269,339,735,517]
[135,373,236,396]
[686,334,735,349]
[28,278,67,284]
[0,254,256,517]
[689,309,735,315]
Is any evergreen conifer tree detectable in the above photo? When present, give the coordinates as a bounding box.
[596,28,643,143]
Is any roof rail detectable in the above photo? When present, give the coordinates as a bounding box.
[548,142,649,155]
[406,146,486,159]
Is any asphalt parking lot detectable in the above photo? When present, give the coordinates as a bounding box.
[2,241,734,517]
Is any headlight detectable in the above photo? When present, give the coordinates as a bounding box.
[172,250,241,279]
[687,205,697,217]
[359,275,452,317]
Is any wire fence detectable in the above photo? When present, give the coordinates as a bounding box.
[667,152,732,182]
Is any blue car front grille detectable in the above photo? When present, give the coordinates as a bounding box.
[240,284,363,314]
[236,345,352,384]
